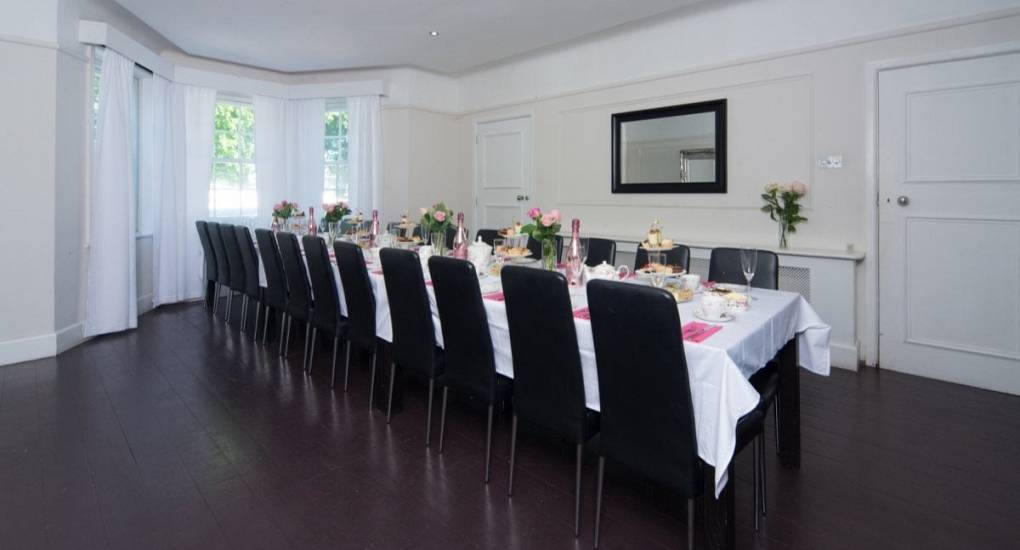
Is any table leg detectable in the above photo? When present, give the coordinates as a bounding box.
[777,337,801,468]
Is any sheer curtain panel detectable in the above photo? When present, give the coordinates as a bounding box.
[85,50,137,337]
[254,95,288,222]
[286,98,326,215]
[347,95,382,216]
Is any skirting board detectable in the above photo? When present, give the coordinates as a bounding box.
[0,322,86,367]
[831,342,859,371]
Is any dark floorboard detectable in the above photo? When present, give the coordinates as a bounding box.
[1,300,1019,549]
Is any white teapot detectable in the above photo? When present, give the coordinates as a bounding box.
[467,237,492,273]
[585,261,631,281]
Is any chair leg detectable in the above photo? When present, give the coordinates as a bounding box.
[574,443,583,537]
[774,395,781,454]
[240,296,248,333]
[385,363,397,424]
[252,302,261,343]
[212,284,220,316]
[277,313,288,356]
[687,498,695,550]
[284,315,293,356]
[753,435,760,532]
[484,405,494,483]
[368,350,378,411]
[305,327,317,373]
[760,434,768,517]
[303,324,313,371]
[225,291,233,325]
[594,456,606,549]
[507,414,518,496]
[262,307,271,345]
[342,341,353,392]
[424,378,435,447]
[329,337,339,387]
[438,387,450,454]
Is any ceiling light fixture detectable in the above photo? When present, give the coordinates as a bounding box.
[428,30,439,37]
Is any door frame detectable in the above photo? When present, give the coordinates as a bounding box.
[864,40,1020,367]
[472,112,535,232]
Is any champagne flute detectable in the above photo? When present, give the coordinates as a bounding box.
[740,247,757,299]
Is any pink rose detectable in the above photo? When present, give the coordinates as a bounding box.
[548,209,561,223]
[540,213,557,227]
[790,181,807,196]
[527,207,541,219]
[434,211,447,223]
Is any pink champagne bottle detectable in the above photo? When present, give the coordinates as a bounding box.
[307,207,317,236]
[452,212,468,259]
[368,209,380,247]
[565,218,583,285]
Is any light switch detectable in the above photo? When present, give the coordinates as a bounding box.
[818,155,843,169]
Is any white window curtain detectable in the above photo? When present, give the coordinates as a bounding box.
[151,80,215,306]
[347,95,382,216]
[286,98,326,216]
[254,95,288,221]
[85,49,137,337]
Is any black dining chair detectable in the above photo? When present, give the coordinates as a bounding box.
[708,247,779,290]
[276,232,314,370]
[501,266,598,537]
[634,244,692,273]
[586,280,766,547]
[428,256,512,480]
[255,229,288,348]
[234,226,263,339]
[333,241,380,399]
[220,224,248,327]
[195,221,218,310]
[584,237,617,267]
[302,236,348,378]
[379,248,445,438]
[206,222,232,318]
[523,235,563,263]
[475,229,499,246]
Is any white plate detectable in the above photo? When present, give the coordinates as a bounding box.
[693,309,735,323]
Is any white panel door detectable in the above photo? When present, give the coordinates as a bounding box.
[474,116,533,231]
[879,52,1020,394]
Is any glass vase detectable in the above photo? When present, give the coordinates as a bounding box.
[778,219,789,249]
[431,231,447,256]
[541,238,556,270]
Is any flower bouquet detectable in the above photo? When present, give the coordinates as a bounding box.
[272,200,299,232]
[419,202,454,254]
[323,201,351,241]
[760,181,807,248]
[521,207,562,269]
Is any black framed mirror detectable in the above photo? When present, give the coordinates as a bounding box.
[611,99,727,194]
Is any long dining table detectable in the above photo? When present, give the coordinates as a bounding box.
[263,238,831,549]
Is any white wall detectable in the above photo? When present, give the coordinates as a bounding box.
[454,6,1020,365]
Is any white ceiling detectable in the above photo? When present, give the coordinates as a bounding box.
[113,0,712,74]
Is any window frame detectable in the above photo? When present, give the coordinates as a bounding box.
[209,97,257,219]
[323,100,349,205]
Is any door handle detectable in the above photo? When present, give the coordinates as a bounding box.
[516,194,529,202]
[896,196,909,207]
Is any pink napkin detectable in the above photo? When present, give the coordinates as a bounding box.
[371,269,383,276]
[483,291,505,302]
[682,321,723,343]
[425,280,433,287]
[573,307,591,320]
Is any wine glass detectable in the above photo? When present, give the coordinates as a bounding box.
[740,247,757,299]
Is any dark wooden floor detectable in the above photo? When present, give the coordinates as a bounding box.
[2,301,1019,549]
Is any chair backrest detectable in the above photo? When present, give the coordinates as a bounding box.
[254,229,288,310]
[501,266,588,441]
[634,244,692,273]
[428,256,497,399]
[586,279,703,496]
[585,237,617,267]
[276,232,312,320]
[219,224,246,292]
[708,247,779,290]
[207,222,231,285]
[195,221,218,283]
[379,248,439,377]
[333,241,376,349]
[302,236,341,334]
[523,234,563,261]
[475,229,499,246]
[234,226,260,298]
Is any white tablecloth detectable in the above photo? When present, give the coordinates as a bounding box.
[262,248,831,497]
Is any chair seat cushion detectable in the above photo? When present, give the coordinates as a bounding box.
[749,361,779,413]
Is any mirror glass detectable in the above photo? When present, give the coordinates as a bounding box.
[612,99,726,193]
